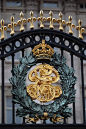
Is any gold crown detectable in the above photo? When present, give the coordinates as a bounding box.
[32,39,54,60]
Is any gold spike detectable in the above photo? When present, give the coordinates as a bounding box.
[37,10,46,28]
[57,12,65,31]
[0,19,7,40]
[66,15,75,35]
[27,11,36,29]
[76,19,85,40]
[47,11,56,29]
[8,16,17,36]
[17,11,26,32]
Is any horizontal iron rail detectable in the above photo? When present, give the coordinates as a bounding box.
[0,29,86,59]
[0,124,86,129]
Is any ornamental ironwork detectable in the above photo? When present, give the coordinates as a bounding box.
[9,39,77,123]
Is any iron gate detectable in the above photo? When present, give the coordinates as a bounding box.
[0,28,86,129]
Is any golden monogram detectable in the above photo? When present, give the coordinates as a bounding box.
[26,64,62,102]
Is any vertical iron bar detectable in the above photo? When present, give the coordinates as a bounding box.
[71,53,76,124]
[12,53,15,124]
[60,36,66,124]
[2,58,5,124]
[22,48,25,124]
[81,58,85,123]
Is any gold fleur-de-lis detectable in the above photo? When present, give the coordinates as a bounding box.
[47,11,56,29]
[8,16,17,36]
[57,12,65,31]
[0,19,7,40]
[66,15,75,35]
[27,11,36,29]
[17,11,26,32]
[76,19,85,40]
[37,10,46,28]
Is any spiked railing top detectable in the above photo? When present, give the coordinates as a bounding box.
[66,15,75,35]
[17,11,26,32]
[57,12,65,31]
[0,19,7,40]
[37,10,46,28]
[76,19,85,40]
[0,10,85,40]
[27,11,36,29]
[47,11,56,29]
[8,16,17,36]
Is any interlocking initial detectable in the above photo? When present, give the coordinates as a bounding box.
[26,64,62,102]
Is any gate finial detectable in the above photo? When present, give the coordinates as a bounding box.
[57,12,65,31]
[8,16,17,36]
[37,10,46,28]
[27,11,36,29]
[66,15,75,35]
[0,19,7,40]
[47,11,56,29]
[76,19,85,40]
[17,11,26,32]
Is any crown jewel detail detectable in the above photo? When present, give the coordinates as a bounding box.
[32,39,54,60]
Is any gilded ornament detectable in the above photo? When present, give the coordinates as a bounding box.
[47,11,56,29]
[8,16,17,35]
[66,15,75,35]
[57,12,65,31]
[37,10,46,28]
[41,112,49,120]
[76,19,85,40]
[25,114,39,123]
[17,11,26,32]
[27,11,36,29]
[32,39,54,60]
[0,19,7,40]
[27,64,62,102]
[52,114,64,123]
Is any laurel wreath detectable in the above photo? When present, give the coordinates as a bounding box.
[9,52,77,121]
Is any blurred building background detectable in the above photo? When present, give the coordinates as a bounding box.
[0,0,86,124]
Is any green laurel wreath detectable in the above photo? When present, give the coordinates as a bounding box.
[9,52,77,121]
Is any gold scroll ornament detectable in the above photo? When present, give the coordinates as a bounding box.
[27,64,62,102]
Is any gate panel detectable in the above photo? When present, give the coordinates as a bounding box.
[0,30,86,128]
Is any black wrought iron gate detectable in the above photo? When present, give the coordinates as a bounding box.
[0,29,86,129]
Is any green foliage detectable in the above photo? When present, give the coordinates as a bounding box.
[9,52,77,121]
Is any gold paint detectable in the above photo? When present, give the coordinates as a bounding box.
[25,114,39,123]
[57,12,65,31]
[27,64,62,102]
[66,15,75,35]
[52,114,64,123]
[76,19,85,40]
[37,10,46,28]
[27,11,36,29]
[47,11,56,29]
[17,11,26,32]
[0,19,7,40]
[32,39,54,60]
[8,16,17,35]
[41,112,49,120]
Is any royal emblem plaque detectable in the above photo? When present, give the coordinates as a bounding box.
[9,39,77,123]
